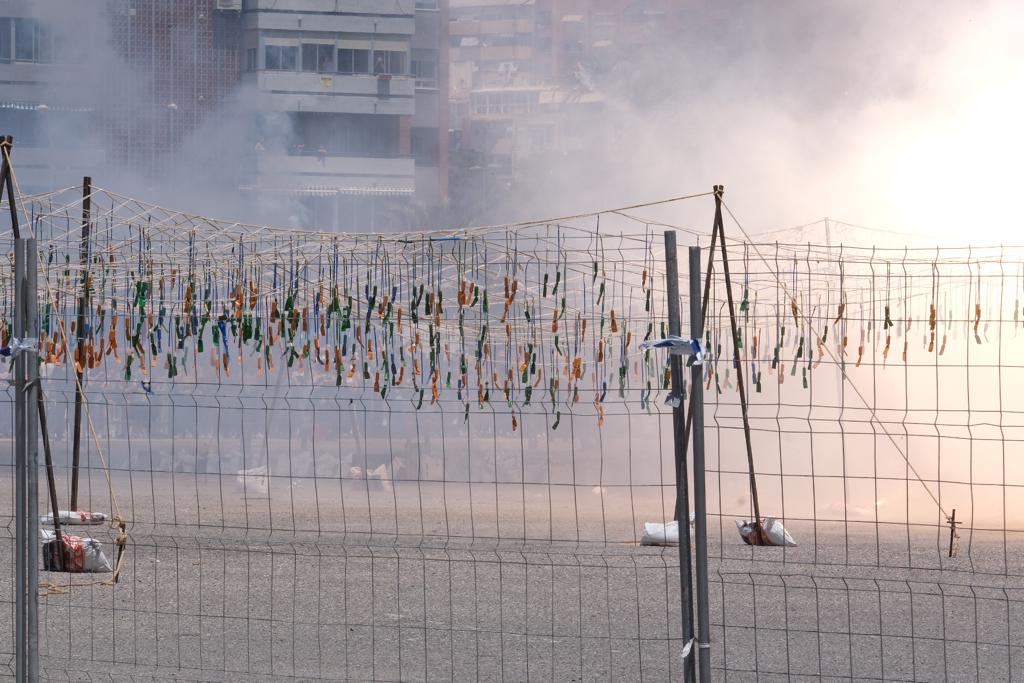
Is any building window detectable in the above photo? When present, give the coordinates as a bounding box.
[246,47,257,71]
[480,6,517,21]
[264,44,297,71]
[374,51,406,75]
[337,48,370,74]
[411,57,437,89]
[529,125,554,152]
[484,35,517,48]
[301,43,333,73]
[337,48,405,76]
[0,18,51,63]
[213,10,240,50]
[292,112,400,158]
[415,0,439,8]
[411,127,440,166]
[14,19,34,61]
[471,91,538,115]
[0,19,10,62]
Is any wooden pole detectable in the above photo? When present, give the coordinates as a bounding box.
[70,176,91,511]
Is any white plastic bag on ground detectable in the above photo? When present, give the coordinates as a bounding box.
[237,465,270,496]
[735,517,797,546]
[41,510,108,526]
[641,513,696,546]
[40,529,112,572]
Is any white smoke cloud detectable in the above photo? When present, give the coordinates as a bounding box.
[468,0,1024,246]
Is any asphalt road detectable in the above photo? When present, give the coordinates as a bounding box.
[0,474,1020,681]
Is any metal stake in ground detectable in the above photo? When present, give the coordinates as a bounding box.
[71,175,92,511]
[948,509,961,558]
[664,230,697,683]
[713,185,764,544]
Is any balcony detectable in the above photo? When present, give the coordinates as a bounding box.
[479,45,532,61]
[245,71,415,116]
[242,2,413,34]
[0,61,98,106]
[449,19,533,36]
[252,152,415,195]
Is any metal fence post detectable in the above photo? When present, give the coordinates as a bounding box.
[15,237,39,681]
[689,245,711,682]
[664,230,697,682]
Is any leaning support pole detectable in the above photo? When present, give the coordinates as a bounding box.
[689,245,712,683]
[664,231,697,683]
[71,176,91,511]
[15,237,40,681]
[713,186,764,542]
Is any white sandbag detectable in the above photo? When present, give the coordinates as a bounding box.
[237,465,270,496]
[640,513,696,546]
[40,529,112,573]
[41,510,108,526]
[735,517,797,546]
[641,521,678,545]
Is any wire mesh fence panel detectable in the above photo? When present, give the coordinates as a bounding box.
[699,216,1024,681]
[2,184,1024,681]
[0,187,700,681]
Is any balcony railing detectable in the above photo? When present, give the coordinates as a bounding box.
[253,152,415,193]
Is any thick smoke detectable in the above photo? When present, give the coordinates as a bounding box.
[10,1,1023,239]
[0,1,309,227]
[472,0,1024,245]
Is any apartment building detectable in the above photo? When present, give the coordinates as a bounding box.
[239,0,448,230]
[0,0,448,231]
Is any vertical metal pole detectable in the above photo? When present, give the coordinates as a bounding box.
[14,237,40,681]
[25,238,39,680]
[689,245,712,683]
[664,231,696,683]
[71,176,91,510]
[14,238,26,682]
[675,216,719,521]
